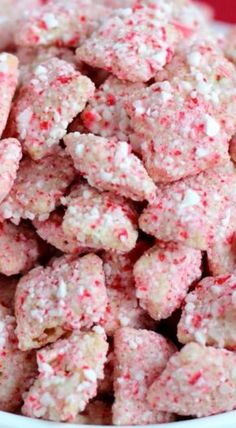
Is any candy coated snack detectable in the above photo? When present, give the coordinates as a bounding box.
[134,242,202,321]
[15,0,111,48]
[22,330,108,421]
[0,138,22,204]
[0,221,41,276]
[9,57,95,160]
[17,46,82,85]
[15,254,107,351]
[62,184,138,252]
[0,304,37,412]
[178,274,236,349]
[81,76,145,146]
[113,328,176,425]
[64,132,156,202]
[76,4,180,82]
[33,210,89,254]
[0,53,18,138]
[0,148,75,224]
[127,39,236,183]
[148,342,236,417]
[139,168,236,250]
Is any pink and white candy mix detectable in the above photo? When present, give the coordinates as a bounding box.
[1,0,236,425]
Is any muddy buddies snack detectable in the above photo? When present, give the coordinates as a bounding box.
[1,0,236,425]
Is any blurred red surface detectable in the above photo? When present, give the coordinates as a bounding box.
[198,0,236,23]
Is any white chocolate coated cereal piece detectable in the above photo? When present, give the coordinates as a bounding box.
[134,242,202,321]
[22,330,108,422]
[0,221,41,276]
[0,54,18,138]
[148,343,236,417]
[15,254,107,351]
[127,78,231,183]
[33,211,89,254]
[76,4,180,82]
[15,0,111,48]
[178,274,236,349]
[64,132,156,202]
[81,76,145,145]
[0,138,22,204]
[139,169,236,251]
[0,304,37,412]
[17,46,82,85]
[0,148,75,224]
[113,328,176,425]
[10,57,95,160]
[63,184,138,252]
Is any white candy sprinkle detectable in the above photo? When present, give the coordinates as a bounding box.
[204,114,220,137]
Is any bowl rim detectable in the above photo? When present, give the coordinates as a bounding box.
[1,411,236,428]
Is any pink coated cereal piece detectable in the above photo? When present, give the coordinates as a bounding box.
[0,53,18,138]
[178,274,236,349]
[0,221,41,276]
[134,241,202,321]
[62,184,138,252]
[76,5,180,82]
[16,46,82,85]
[100,285,154,336]
[15,0,111,48]
[81,75,145,145]
[0,0,43,51]
[64,132,156,202]
[113,327,176,425]
[0,138,22,204]
[10,57,95,160]
[75,400,112,425]
[22,330,108,422]
[139,169,236,251]
[148,342,236,417]
[15,254,107,351]
[127,72,232,183]
[0,148,75,224]
[0,276,18,311]
[33,211,89,254]
[0,304,37,412]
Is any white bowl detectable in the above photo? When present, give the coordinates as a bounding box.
[0,411,236,428]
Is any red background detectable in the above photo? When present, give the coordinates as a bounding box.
[199,0,236,23]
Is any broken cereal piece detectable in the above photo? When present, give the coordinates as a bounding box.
[76,5,179,82]
[139,169,235,250]
[22,330,108,422]
[0,148,75,224]
[0,221,41,276]
[113,327,176,425]
[10,57,95,160]
[148,342,236,417]
[15,254,107,351]
[62,184,138,252]
[178,274,236,349]
[134,241,202,321]
[81,75,145,145]
[64,132,156,202]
